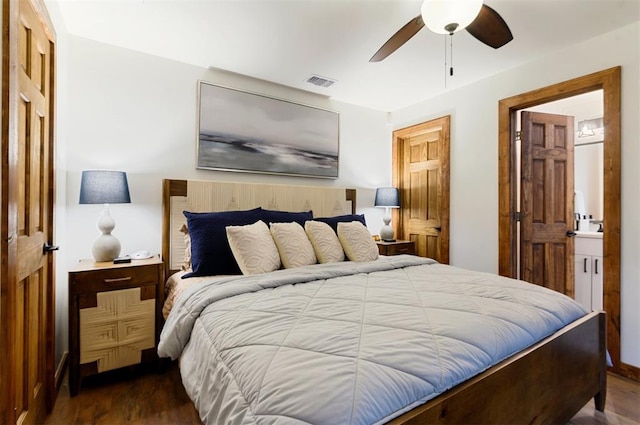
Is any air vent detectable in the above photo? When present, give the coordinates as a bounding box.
[305,74,337,88]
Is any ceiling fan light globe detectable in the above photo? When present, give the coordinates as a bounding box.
[421,0,483,34]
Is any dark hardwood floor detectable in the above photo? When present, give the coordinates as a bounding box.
[46,363,200,424]
[46,363,639,424]
[568,373,640,425]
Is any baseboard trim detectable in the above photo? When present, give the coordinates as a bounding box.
[54,352,69,395]
[620,362,640,382]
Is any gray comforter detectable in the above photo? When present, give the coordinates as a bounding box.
[158,255,587,425]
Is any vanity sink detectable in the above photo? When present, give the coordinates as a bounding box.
[575,230,603,238]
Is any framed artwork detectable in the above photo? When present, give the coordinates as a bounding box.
[197,81,340,178]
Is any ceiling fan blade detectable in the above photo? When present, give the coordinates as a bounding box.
[370,15,425,62]
[465,4,513,49]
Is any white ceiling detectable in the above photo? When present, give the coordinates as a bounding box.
[48,0,639,112]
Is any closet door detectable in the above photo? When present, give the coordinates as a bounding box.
[392,116,450,263]
[1,0,56,423]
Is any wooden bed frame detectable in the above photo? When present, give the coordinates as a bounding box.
[161,178,606,424]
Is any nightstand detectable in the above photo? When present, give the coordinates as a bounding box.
[377,240,416,256]
[68,255,164,396]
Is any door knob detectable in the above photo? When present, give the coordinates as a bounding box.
[566,230,576,237]
[43,243,59,254]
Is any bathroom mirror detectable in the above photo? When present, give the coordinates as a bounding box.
[575,140,604,224]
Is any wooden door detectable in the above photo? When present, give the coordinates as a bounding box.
[392,116,450,263]
[520,111,574,295]
[1,0,56,423]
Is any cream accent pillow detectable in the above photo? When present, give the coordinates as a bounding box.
[305,221,345,263]
[270,222,317,268]
[226,220,281,275]
[337,221,379,262]
[179,223,192,271]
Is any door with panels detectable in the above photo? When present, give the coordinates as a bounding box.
[392,116,450,264]
[519,111,575,297]
[1,0,57,423]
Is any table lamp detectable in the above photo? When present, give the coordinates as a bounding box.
[374,187,400,242]
[79,170,131,261]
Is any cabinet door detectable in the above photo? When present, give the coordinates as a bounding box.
[591,256,603,310]
[574,255,592,311]
[79,287,155,373]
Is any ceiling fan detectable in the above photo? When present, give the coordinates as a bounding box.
[370,0,513,62]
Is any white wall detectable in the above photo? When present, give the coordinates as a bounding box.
[53,35,390,364]
[52,8,69,370]
[391,22,640,367]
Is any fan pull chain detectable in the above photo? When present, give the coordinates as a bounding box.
[444,32,455,88]
[450,32,454,77]
[444,35,447,88]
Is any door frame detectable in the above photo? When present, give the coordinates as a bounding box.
[497,67,635,379]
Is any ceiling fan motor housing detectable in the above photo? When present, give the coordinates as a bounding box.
[421,0,483,34]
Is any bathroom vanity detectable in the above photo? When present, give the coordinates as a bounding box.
[574,231,603,311]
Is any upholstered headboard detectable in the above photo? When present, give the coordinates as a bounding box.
[162,179,356,279]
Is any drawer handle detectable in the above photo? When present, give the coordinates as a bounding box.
[594,259,598,275]
[584,258,587,273]
[104,276,132,284]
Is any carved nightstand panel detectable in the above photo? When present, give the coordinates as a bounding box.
[79,287,155,372]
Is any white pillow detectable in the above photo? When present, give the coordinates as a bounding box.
[270,222,317,268]
[337,221,379,262]
[179,223,192,271]
[305,221,345,263]
[226,220,281,275]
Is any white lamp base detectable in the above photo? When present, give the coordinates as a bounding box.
[92,205,122,262]
[380,207,395,242]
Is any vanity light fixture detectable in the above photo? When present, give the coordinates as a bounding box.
[578,121,596,138]
[577,117,603,138]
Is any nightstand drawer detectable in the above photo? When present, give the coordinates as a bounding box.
[388,244,415,255]
[71,264,159,293]
[377,240,416,256]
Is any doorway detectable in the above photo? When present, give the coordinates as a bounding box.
[497,67,634,379]
[517,92,603,309]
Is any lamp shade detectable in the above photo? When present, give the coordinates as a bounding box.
[374,187,400,208]
[421,0,483,34]
[79,170,131,204]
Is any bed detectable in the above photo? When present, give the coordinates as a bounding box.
[159,178,606,424]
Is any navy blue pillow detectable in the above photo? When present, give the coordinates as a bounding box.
[261,209,313,226]
[315,214,367,232]
[183,208,262,278]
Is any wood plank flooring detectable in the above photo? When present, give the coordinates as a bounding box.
[46,363,639,424]
[46,363,200,424]
[568,373,639,425]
